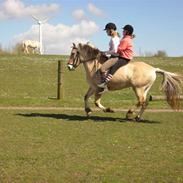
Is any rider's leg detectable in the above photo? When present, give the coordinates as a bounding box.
[98,58,129,88]
[98,57,118,88]
[110,58,129,75]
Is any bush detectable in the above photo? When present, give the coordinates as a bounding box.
[0,44,8,55]
[154,50,167,57]
[12,43,24,54]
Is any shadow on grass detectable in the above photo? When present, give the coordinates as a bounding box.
[16,113,160,124]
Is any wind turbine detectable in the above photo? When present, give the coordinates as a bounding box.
[32,15,50,55]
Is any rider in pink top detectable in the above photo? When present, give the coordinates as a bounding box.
[117,35,133,60]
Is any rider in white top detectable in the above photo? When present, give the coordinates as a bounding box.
[103,23,120,55]
[97,23,120,93]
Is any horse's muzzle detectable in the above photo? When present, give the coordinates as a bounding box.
[67,64,75,71]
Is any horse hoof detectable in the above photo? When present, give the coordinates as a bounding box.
[126,110,134,120]
[135,116,141,122]
[86,112,91,117]
[126,116,134,121]
[104,107,114,113]
[85,108,92,116]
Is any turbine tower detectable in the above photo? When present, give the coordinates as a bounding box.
[32,16,50,55]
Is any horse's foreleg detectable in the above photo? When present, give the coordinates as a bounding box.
[84,87,94,116]
[94,93,114,113]
[22,45,25,53]
[24,46,27,54]
[26,46,29,54]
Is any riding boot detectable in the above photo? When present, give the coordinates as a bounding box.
[98,74,113,88]
[99,71,106,83]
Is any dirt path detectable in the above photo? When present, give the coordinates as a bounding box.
[0,106,182,112]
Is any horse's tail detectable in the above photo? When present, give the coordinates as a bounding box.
[156,68,182,110]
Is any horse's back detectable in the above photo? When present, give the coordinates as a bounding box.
[109,61,157,89]
[130,61,155,70]
[22,40,39,47]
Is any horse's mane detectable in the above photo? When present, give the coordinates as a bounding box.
[77,43,100,58]
[77,43,107,64]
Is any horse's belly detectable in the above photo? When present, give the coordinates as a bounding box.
[108,74,131,90]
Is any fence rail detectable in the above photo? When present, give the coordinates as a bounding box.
[149,95,183,101]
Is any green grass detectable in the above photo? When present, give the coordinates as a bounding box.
[0,55,183,182]
[0,110,182,183]
[0,55,183,109]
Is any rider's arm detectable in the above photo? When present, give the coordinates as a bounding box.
[117,39,128,55]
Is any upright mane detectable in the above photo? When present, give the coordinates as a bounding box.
[77,43,100,60]
[77,43,107,64]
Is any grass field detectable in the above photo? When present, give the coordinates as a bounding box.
[0,55,183,182]
[0,109,183,183]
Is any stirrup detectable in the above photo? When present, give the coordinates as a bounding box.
[97,82,107,88]
[97,87,108,94]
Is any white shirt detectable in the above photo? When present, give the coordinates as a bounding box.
[106,35,120,54]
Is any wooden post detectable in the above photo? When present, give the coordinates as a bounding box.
[57,60,63,99]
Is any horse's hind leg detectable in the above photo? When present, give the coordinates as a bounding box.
[126,87,143,120]
[133,85,152,121]
[135,101,149,121]
[84,87,94,116]
[95,93,114,113]
[126,100,148,121]
[126,103,140,120]
[25,46,29,54]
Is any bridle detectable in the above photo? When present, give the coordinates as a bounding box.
[67,45,101,70]
[70,46,81,69]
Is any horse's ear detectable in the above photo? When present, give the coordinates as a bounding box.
[72,43,76,48]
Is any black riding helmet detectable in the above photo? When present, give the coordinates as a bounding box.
[104,23,117,31]
[123,24,134,35]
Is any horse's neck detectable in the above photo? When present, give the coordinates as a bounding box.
[83,60,99,77]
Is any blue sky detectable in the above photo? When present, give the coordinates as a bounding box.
[0,0,183,56]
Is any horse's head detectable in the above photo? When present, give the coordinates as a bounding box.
[67,42,102,71]
[67,43,80,70]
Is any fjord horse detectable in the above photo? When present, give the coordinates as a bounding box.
[67,43,182,121]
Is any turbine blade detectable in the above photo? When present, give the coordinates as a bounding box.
[42,16,53,23]
[31,15,39,21]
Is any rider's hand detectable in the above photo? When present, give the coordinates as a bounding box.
[111,53,120,57]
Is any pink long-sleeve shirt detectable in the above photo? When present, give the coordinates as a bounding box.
[117,35,133,60]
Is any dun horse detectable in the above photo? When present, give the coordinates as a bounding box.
[67,43,182,121]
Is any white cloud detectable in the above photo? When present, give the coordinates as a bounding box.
[13,20,99,54]
[72,9,85,20]
[88,3,104,17]
[0,0,59,20]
